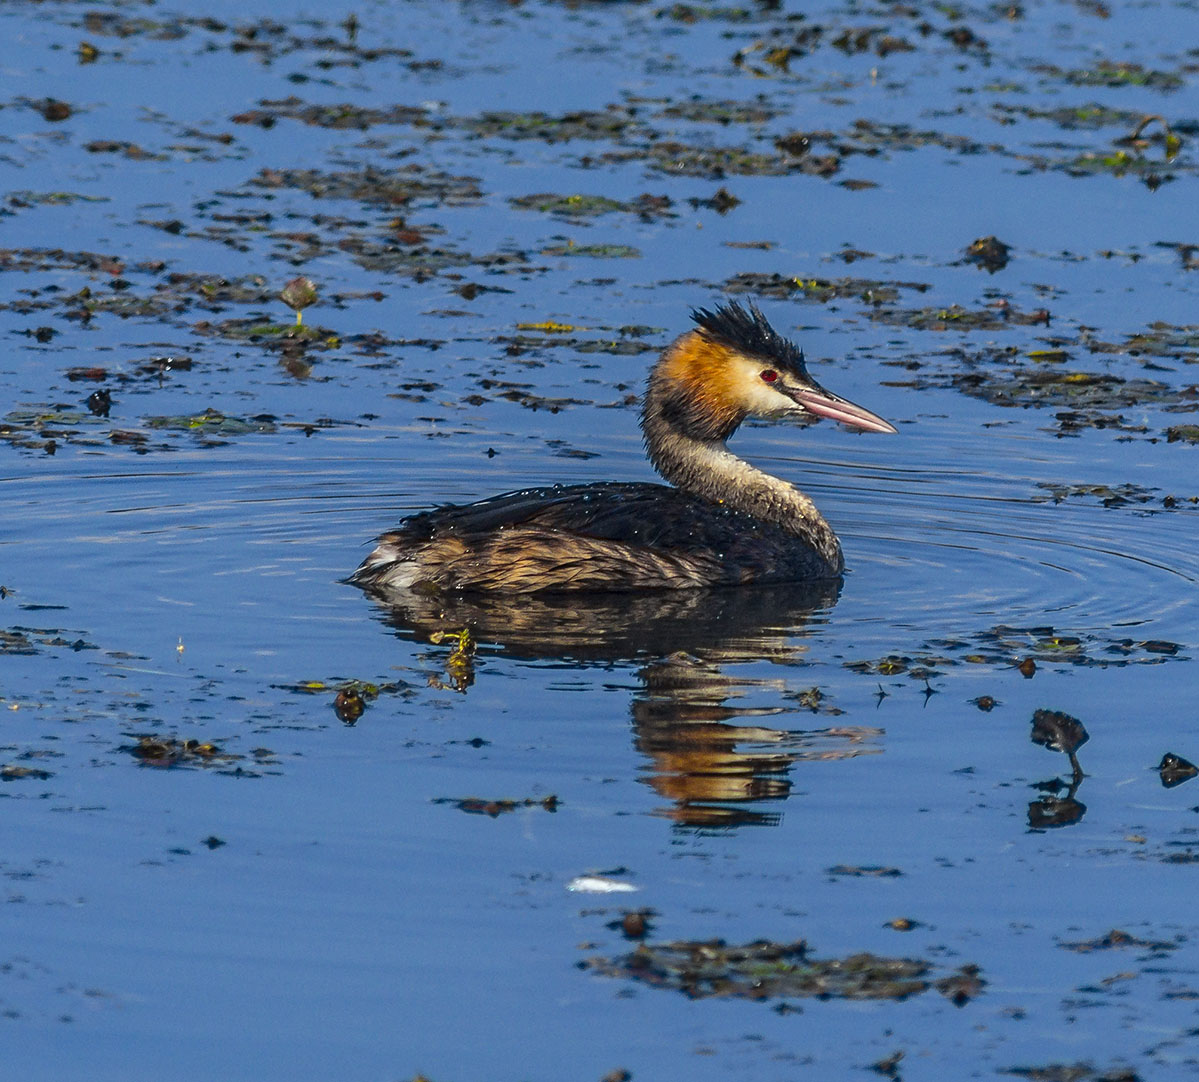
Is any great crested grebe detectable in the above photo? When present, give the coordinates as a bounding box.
[350,301,896,594]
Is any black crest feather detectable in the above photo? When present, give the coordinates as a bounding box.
[690,300,807,373]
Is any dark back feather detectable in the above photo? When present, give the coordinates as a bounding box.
[386,481,836,585]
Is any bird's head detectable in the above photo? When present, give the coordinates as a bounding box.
[649,300,897,441]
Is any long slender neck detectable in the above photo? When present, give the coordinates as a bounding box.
[640,371,843,571]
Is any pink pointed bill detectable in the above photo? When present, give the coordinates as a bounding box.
[791,387,898,434]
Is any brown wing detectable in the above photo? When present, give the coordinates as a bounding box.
[353,482,836,593]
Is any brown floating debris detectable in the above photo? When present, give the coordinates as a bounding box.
[1139,640,1180,655]
[121,735,238,769]
[142,355,193,375]
[964,235,1012,272]
[1166,425,1199,444]
[1027,709,1091,826]
[433,795,559,817]
[1157,752,1199,789]
[0,764,54,781]
[1115,113,1182,157]
[1002,1065,1141,1082]
[1017,657,1037,678]
[34,98,73,122]
[1059,928,1177,954]
[774,132,811,156]
[334,686,366,724]
[280,276,318,326]
[688,186,741,213]
[870,1050,904,1079]
[582,937,979,1004]
[510,192,674,221]
[1031,709,1089,756]
[620,911,648,939]
[86,389,112,417]
[66,366,108,382]
[607,909,655,940]
[935,964,986,1006]
[828,864,903,878]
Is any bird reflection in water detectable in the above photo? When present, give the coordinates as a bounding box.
[633,651,882,828]
[362,581,883,828]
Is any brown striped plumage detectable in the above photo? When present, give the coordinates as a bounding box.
[350,301,896,595]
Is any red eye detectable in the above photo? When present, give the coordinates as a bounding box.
[760,369,778,383]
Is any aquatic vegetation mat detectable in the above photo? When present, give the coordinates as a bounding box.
[582,937,984,1004]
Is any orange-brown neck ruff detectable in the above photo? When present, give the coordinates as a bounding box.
[651,329,747,442]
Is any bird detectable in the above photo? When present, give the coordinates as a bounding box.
[350,300,896,594]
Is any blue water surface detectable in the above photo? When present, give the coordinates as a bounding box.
[2,1,1199,1079]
